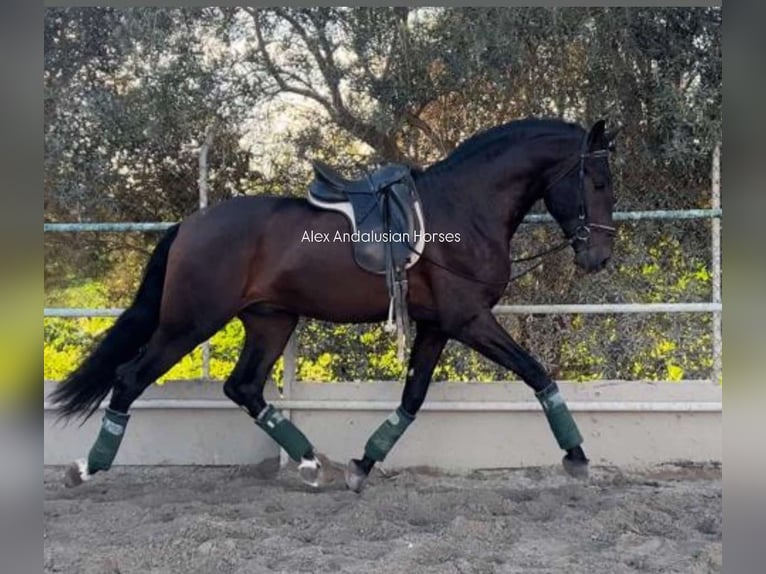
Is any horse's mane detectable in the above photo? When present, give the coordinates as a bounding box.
[426,118,583,173]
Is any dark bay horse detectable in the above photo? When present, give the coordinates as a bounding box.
[51,118,618,492]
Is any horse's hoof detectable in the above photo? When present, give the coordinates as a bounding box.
[345,459,368,493]
[298,456,322,488]
[63,458,91,488]
[562,454,589,480]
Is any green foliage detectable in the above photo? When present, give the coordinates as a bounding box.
[43,272,717,383]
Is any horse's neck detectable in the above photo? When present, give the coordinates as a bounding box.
[417,147,551,245]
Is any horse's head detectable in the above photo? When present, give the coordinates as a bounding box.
[543,120,618,273]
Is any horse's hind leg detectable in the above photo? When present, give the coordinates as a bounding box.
[222,308,322,486]
[345,321,448,492]
[65,324,213,487]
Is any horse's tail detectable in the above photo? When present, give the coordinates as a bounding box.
[49,224,181,421]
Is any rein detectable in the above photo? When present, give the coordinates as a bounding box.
[408,237,573,287]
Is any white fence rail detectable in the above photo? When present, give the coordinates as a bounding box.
[42,208,721,233]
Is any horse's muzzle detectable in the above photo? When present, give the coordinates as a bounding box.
[575,245,612,273]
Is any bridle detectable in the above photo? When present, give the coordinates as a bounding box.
[543,135,616,248]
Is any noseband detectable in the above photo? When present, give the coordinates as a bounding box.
[546,136,616,245]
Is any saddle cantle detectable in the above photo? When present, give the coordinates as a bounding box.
[307,160,425,276]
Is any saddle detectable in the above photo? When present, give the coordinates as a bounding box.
[308,160,426,359]
[308,160,425,275]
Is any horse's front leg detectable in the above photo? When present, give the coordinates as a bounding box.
[345,321,447,492]
[451,310,590,478]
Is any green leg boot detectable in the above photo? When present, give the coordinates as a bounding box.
[255,404,321,486]
[364,406,415,462]
[64,408,130,487]
[535,382,583,451]
[87,408,131,474]
[255,404,314,462]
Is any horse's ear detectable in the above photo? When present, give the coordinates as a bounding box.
[587,120,607,149]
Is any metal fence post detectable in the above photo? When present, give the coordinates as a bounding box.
[198,126,214,379]
[282,332,298,394]
[280,332,298,466]
[711,144,722,385]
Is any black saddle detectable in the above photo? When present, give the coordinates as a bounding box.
[308,160,425,275]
